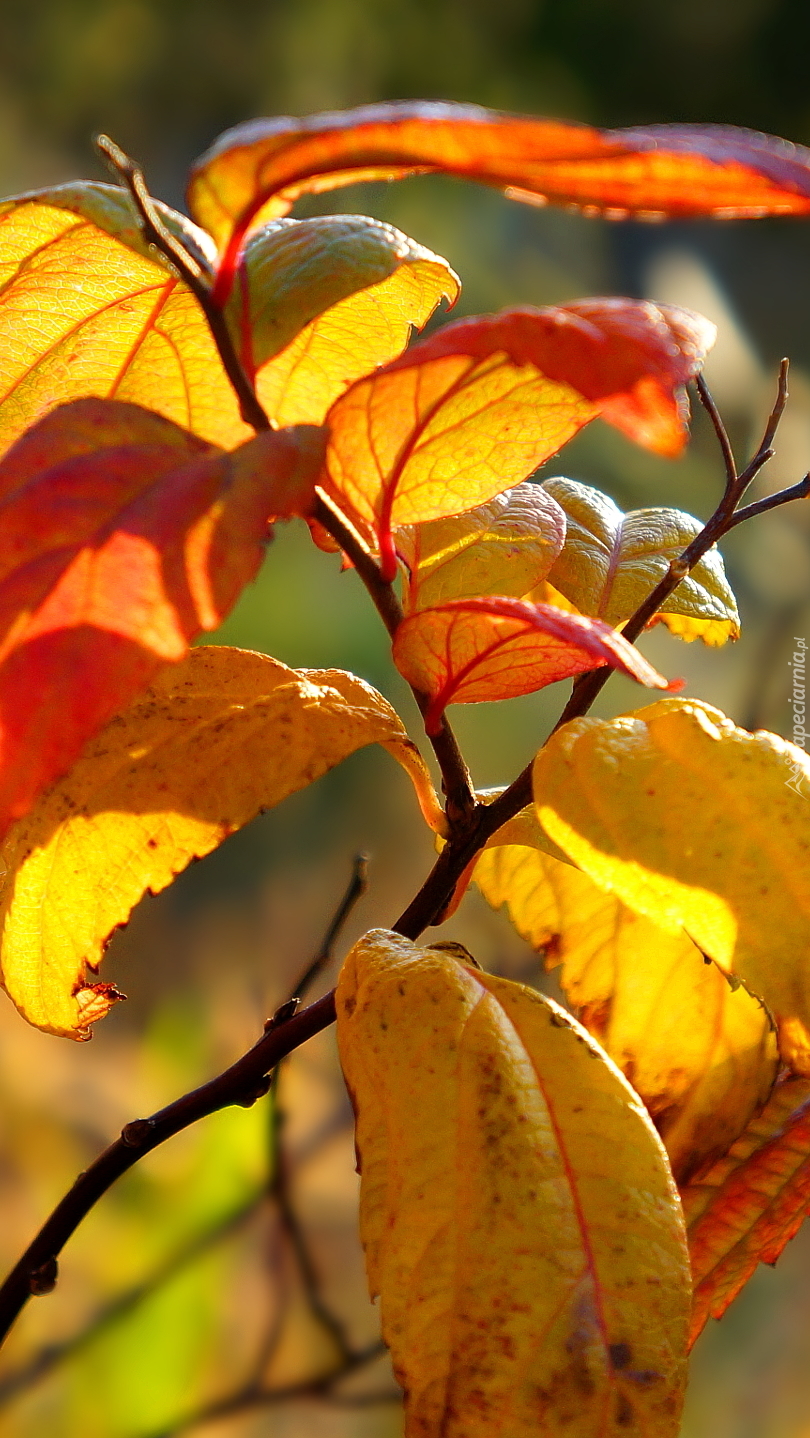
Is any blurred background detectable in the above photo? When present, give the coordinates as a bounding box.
[1,2,810,1434]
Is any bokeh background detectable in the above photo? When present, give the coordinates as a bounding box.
[1,2,810,1434]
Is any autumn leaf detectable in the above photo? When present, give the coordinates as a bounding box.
[0,183,252,454]
[539,477,740,645]
[0,396,325,839]
[474,844,777,1182]
[336,928,690,1437]
[0,648,443,1039]
[393,596,678,732]
[396,482,565,612]
[532,698,810,1056]
[323,300,714,573]
[235,214,459,425]
[0,185,455,455]
[682,1076,810,1346]
[185,101,810,299]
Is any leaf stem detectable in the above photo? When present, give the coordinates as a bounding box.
[94,135,272,434]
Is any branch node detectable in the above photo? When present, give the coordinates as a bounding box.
[264,998,300,1033]
[120,1118,155,1149]
[28,1259,58,1297]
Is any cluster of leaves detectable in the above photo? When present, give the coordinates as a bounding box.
[2,99,810,1435]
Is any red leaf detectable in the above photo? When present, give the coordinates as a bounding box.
[392,596,679,732]
[323,300,713,574]
[0,397,324,837]
[683,1077,810,1348]
[185,102,810,300]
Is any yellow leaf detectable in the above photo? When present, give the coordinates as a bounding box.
[475,844,778,1182]
[0,647,443,1039]
[235,215,459,425]
[532,698,810,1048]
[397,482,566,612]
[540,477,740,645]
[0,184,251,455]
[337,928,690,1437]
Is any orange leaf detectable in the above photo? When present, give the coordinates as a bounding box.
[392,596,679,732]
[0,183,252,455]
[682,1076,810,1347]
[186,102,810,297]
[0,397,324,838]
[324,301,713,574]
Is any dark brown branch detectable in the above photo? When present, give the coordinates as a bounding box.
[95,135,271,435]
[550,362,802,732]
[0,1189,265,1406]
[0,855,373,1346]
[0,991,336,1345]
[311,492,476,825]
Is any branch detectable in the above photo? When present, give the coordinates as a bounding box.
[312,491,476,826]
[262,856,370,1364]
[0,1189,266,1406]
[95,135,271,435]
[550,362,804,732]
[0,855,368,1348]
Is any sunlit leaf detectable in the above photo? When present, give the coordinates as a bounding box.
[397,481,565,612]
[0,397,325,840]
[532,698,810,1053]
[474,844,777,1182]
[540,477,740,645]
[234,215,459,425]
[0,647,443,1039]
[336,928,690,1437]
[682,1076,810,1346]
[0,183,253,454]
[186,101,810,298]
[0,185,457,453]
[393,596,678,732]
[324,300,714,572]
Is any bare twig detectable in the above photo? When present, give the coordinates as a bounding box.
[265,855,370,1363]
[95,135,271,434]
[0,991,335,1343]
[285,853,368,1005]
[0,858,373,1347]
[550,363,804,733]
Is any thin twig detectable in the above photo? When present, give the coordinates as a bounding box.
[95,135,271,434]
[266,855,370,1362]
[286,853,369,1004]
[0,859,374,1346]
[549,364,804,733]
[696,371,738,497]
[0,997,334,1344]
